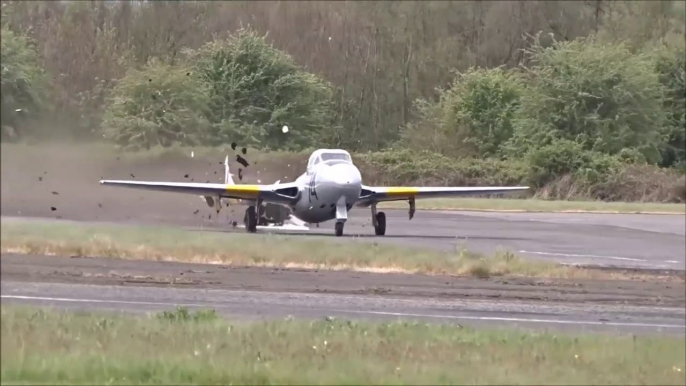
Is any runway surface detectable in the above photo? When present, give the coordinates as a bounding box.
[2,209,685,271]
[2,254,684,335]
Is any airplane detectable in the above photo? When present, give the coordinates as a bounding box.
[99,148,529,237]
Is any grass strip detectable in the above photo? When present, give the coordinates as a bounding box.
[1,305,684,385]
[0,218,653,281]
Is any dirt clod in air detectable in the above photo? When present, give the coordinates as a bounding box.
[236,155,249,168]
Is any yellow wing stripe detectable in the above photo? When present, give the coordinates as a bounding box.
[226,185,260,193]
[383,187,420,197]
[225,185,260,199]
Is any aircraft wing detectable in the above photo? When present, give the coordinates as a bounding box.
[356,185,529,207]
[100,179,300,205]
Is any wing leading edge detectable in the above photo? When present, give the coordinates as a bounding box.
[99,180,300,205]
[356,185,529,206]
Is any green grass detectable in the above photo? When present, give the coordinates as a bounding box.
[0,218,613,280]
[379,197,686,214]
[1,305,684,385]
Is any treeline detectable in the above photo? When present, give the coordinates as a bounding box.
[1,0,685,202]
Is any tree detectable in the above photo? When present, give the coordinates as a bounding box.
[507,34,669,164]
[101,60,211,150]
[653,45,686,168]
[186,28,338,151]
[0,26,51,140]
[400,67,524,158]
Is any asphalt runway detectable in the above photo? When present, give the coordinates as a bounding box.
[2,254,685,335]
[241,209,686,270]
[3,208,685,271]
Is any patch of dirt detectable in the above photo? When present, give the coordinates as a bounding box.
[2,254,684,308]
[0,143,298,226]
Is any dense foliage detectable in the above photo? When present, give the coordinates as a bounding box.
[101,60,212,150]
[187,29,337,151]
[1,0,684,202]
[400,67,523,158]
[0,26,50,140]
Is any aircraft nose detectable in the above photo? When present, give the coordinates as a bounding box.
[329,163,362,187]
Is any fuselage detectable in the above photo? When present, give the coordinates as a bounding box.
[290,157,362,224]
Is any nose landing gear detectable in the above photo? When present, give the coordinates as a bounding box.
[334,196,348,237]
[335,221,344,237]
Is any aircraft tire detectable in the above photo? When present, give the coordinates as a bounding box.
[244,206,257,233]
[335,221,344,237]
[375,212,386,236]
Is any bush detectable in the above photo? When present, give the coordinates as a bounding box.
[101,60,212,150]
[356,148,683,203]
[653,45,686,168]
[400,67,524,158]
[0,27,51,141]
[187,28,337,151]
[525,138,624,188]
[507,34,669,164]
[355,148,529,188]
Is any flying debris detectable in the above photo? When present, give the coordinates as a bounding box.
[236,155,249,168]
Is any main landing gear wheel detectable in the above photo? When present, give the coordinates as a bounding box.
[335,222,344,237]
[244,206,257,233]
[374,212,386,236]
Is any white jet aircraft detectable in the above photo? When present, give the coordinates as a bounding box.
[100,148,529,236]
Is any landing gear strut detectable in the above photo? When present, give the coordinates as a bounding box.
[371,204,386,236]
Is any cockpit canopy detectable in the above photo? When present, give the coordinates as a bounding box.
[307,149,352,168]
